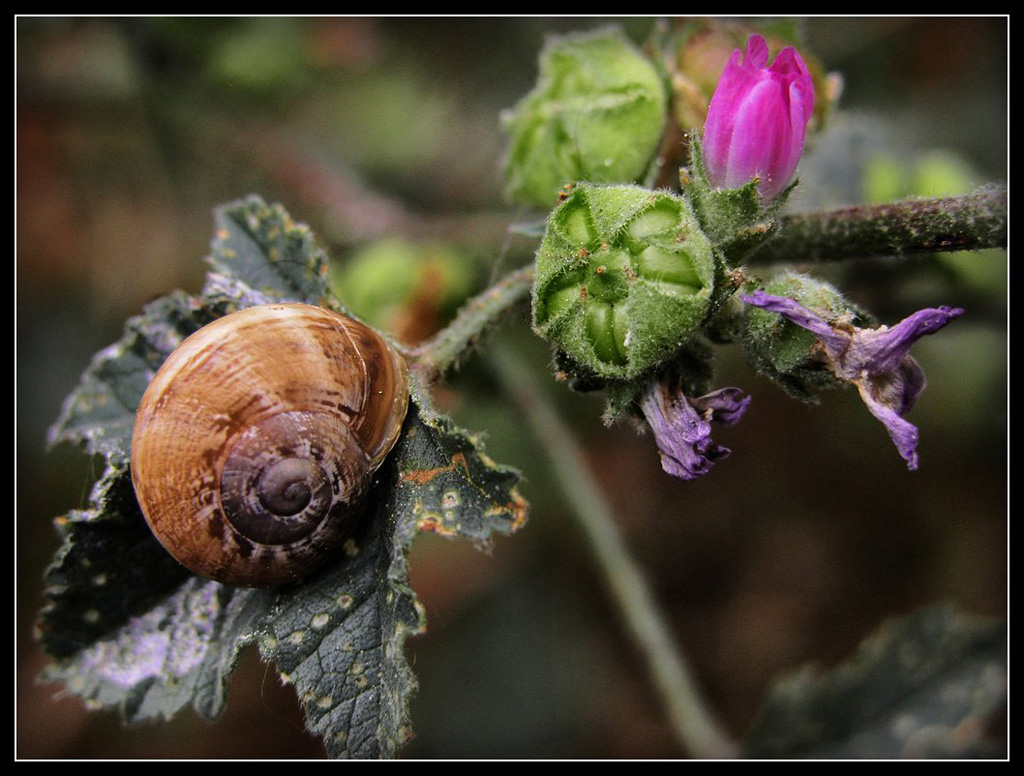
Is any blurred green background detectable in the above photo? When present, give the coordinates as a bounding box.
[17,17,1006,759]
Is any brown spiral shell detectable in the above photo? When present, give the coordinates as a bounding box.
[130,304,409,588]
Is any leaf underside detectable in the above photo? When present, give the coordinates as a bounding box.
[40,195,527,759]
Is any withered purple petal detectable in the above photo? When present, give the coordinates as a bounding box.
[843,306,965,377]
[740,290,963,469]
[856,380,921,470]
[640,380,748,481]
[691,387,753,427]
[741,290,848,351]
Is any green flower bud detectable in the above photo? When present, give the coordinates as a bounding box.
[331,238,475,343]
[501,27,668,209]
[742,271,868,401]
[532,183,721,380]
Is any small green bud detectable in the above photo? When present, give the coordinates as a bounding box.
[331,238,475,342]
[532,183,721,380]
[742,271,867,401]
[501,27,668,209]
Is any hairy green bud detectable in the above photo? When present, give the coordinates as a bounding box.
[501,27,668,209]
[532,183,721,380]
[742,271,867,401]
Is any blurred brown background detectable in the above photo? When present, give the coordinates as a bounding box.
[17,17,1007,759]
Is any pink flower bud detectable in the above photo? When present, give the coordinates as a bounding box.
[702,34,815,201]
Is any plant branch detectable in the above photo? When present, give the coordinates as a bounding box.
[487,343,739,760]
[408,265,535,380]
[407,185,1005,380]
[748,185,1007,264]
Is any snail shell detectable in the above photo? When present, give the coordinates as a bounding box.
[130,304,409,588]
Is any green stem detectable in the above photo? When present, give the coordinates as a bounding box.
[406,185,1005,379]
[487,344,739,760]
[408,265,534,379]
[749,185,1007,264]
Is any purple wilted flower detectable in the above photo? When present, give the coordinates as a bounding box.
[742,290,964,470]
[640,378,752,481]
[702,34,815,201]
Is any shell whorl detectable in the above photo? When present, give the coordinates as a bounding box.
[219,410,367,544]
[130,304,409,588]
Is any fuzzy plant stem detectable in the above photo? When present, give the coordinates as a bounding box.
[749,185,1007,264]
[487,343,739,760]
[408,265,535,379]
[410,186,1005,381]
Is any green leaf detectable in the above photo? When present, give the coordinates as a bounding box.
[206,194,336,305]
[39,195,527,758]
[42,561,267,722]
[47,292,211,458]
[401,376,528,543]
[742,606,1007,759]
[37,458,195,661]
[258,397,525,758]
